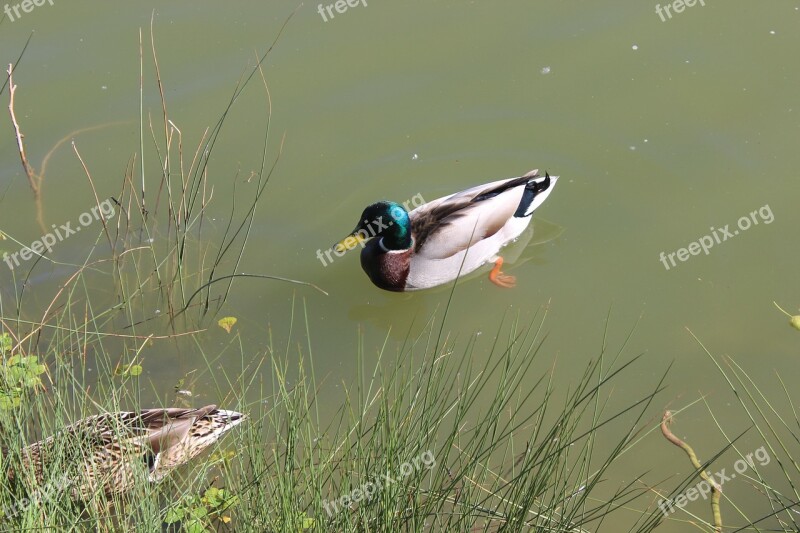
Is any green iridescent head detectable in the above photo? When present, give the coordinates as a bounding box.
[335,201,412,252]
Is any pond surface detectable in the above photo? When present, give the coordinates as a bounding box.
[1,1,799,530]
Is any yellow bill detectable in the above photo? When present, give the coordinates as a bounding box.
[334,231,367,253]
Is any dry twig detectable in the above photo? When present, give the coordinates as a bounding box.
[6,64,38,195]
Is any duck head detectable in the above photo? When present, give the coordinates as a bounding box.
[335,201,413,253]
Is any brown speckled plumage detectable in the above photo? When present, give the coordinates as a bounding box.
[9,405,245,497]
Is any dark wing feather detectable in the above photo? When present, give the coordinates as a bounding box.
[411,176,531,255]
[411,199,471,253]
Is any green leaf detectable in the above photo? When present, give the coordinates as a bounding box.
[0,333,11,355]
[190,506,208,520]
[202,487,223,508]
[0,354,46,409]
[115,363,143,377]
[164,507,184,523]
[185,519,209,533]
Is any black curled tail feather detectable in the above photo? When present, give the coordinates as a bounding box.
[514,172,551,218]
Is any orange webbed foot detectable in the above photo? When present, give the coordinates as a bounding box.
[488,257,516,288]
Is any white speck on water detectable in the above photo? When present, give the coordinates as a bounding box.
[629,145,637,151]
[632,44,638,51]
[101,85,107,90]
[411,153,419,161]
[540,66,551,74]
[769,30,776,35]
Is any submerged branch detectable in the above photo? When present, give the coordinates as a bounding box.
[661,410,722,532]
[176,273,328,319]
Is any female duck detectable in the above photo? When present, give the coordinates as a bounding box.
[335,169,558,291]
[8,405,245,497]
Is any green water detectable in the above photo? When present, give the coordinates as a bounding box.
[2,1,799,530]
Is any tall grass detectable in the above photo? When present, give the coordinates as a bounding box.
[0,288,677,533]
[228,305,674,532]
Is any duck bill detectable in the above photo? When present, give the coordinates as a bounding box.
[333,230,367,253]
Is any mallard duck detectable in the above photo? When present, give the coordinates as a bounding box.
[335,169,558,291]
[8,405,245,497]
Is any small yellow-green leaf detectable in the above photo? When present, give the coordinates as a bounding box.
[116,363,142,377]
[218,317,237,333]
[791,316,800,331]
[210,450,235,464]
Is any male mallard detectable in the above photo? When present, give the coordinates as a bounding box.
[8,405,245,497]
[335,169,558,291]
